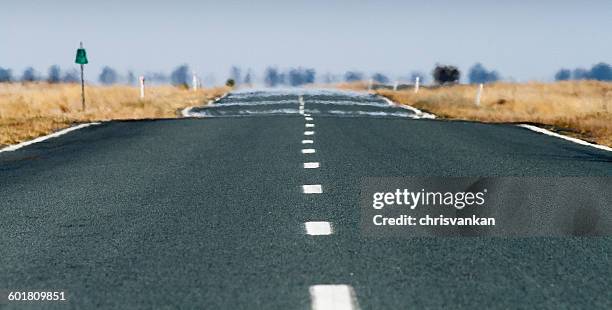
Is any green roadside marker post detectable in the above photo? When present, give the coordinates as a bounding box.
[75,42,89,111]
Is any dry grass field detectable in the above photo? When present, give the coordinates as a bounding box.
[340,81,612,147]
[0,83,229,147]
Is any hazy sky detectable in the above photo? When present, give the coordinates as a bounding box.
[2,0,611,83]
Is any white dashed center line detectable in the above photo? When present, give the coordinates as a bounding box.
[302,184,322,194]
[296,95,358,310]
[299,98,305,115]
[304,162,320,169]
[304,222,333,235]
[309,285,359,310]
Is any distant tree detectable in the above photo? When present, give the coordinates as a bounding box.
[371,73,389,84]
[21,67,38,82]
[47,65,61,83]
[126,71,136,85]
[288,68,302,86]
[554,69,571,81]
[287,67,316,86]
[278,72,287,85]
[0,67,12,82]
[306,69,316,84]
[230,66,242,85]
[147,72,169,84]
[432,64,460,84]
[344,71,364,82]
[170,64,190,86]
[264,67,281,87]
[589,62,612,81]
[468,63,499,84]
[321,73,340,84]
[99,66,118,85]
[62,69,80,83]
[572,68,590,80]
[243,69,253,85]
[226,79,235,87]
[409,71,427,84]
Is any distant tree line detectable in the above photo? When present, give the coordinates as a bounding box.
[317,63,497,86]
[0,64,198,86]
[263,67,316,87]
[0,64,484,86]
[2,62,609,86]
[0,65,81,83]
[555,62,611,81]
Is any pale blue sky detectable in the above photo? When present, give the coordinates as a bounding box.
[2,0,611,83]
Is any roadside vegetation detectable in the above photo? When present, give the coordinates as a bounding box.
[339,81,612,147]
[334,62,612,147]
[0,83,229,147]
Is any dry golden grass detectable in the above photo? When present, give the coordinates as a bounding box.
[331,81,371,91]
[340,81,612,147]
[0,83,229,147]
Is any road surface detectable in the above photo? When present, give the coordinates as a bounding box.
[1,89,610,309]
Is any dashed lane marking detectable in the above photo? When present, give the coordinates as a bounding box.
[302,140,314,144]
[306,123,315,128]
[304,222,333,235]
[302,184,322,194]
[309,284,359,310]
[302,149,316,154]
[304,162,320,169]
[304,131,315,136]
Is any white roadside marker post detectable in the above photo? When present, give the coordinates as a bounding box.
[475,83,484,106]
[139,75,145,99]
[393,81,399,91]
[192,73,198,91]
[414,76,420,93]
[368,78,373,92]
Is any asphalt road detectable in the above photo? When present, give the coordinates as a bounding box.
[1,89,610,309]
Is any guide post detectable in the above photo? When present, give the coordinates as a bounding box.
[75,42,89,111]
